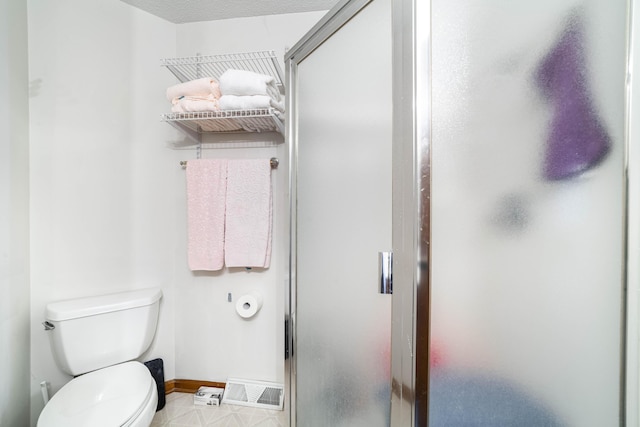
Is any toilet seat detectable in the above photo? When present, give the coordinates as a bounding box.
[38,361,157,427]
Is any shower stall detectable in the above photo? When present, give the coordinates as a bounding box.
[287,0,637,426]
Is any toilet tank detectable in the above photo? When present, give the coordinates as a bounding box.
[44,288,162,376]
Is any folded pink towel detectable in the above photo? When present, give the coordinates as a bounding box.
[171,94,220,113]
[224,159,272,268]
[166,77,221,102]
[186,159,228,271]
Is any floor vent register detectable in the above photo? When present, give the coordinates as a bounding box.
[222,378,284,410]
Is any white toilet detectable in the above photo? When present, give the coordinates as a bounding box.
[38,288,163,427]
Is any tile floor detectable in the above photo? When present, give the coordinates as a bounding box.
[151,392,287,427]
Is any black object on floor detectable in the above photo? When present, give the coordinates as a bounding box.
[144,358,166,411]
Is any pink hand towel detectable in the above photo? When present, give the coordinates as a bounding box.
[186,159,228,271]
[224,159,272,268]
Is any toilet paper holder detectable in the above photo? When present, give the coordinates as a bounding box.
[235,292,263,319]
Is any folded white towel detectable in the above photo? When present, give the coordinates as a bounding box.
[166,77,221,102]
[219,69,282,101]
[218,95,284,112]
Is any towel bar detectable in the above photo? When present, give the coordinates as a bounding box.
[180,158,279,169]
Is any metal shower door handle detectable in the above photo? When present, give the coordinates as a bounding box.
[379,251,393,294]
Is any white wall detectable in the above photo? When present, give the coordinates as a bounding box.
[0,0,30,425]
[27,1,325,423]
[172,12,325,384]
[27,0,177,424]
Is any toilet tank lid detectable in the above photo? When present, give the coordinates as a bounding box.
[45,288,162,322]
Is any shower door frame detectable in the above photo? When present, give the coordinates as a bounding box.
[285,0,429,425]
[285,3,349,424]
[389,0,430,425]
[285,2,395,425]
[395,0,637,425]
[627,2,640,425]
[289,0,638,425]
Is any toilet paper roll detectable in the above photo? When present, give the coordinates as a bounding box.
[235,292,263,319]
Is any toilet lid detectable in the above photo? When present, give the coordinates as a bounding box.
[38,361,154,427]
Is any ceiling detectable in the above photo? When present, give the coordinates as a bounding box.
[121,0,339,24]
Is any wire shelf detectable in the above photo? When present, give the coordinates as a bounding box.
[162,108,284,135]
[161,51,285,139]
[161,51,284,89]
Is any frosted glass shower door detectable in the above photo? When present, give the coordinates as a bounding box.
[291,0,392,426]
[428,1,627,426]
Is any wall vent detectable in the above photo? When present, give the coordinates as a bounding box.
[222,378,284,410]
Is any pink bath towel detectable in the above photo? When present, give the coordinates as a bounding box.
[186,159,228,271]
[224,159,272,268]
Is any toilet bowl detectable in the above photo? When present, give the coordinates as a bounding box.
[38,288,162,427]
[37,362,157,427]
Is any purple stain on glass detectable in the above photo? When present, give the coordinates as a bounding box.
[536,15,610,181]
